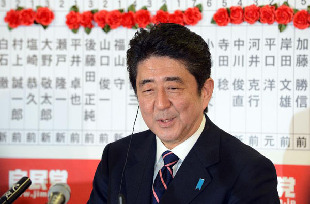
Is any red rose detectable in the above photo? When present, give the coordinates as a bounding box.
[80,11,93,28]
[275,5,293,24]
[4,9,21,28]
[168,10,184,25]
[66,11,80,29]
[293,10,310,29]
[135,9,151,28]
[260,5,275,24]
[20,9,36,26]
[94,10,108,28]
[121,11,135,28]
[184,7,201,25]
[152,10,169,24]
[230,6,243,24]
[213,8,229,26]
[106,10,122,29]
[308,13,310,23]
[35,7,54,26]
[244,4,260,24]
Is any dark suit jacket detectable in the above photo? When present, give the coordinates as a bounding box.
[88,116,279,203]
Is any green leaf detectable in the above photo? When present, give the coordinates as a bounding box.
[146,24,152,29]
[103,25,111,33]
[283,1,289,7]
[16,7,24,11]
[72,29,78,34]
[293,9,299,14]
[307,5,310,13]
[8,25,12,31]
[211,18,216,24]
[42,25,48,29]
[128,4,136,12]
[141,6,148,10]
[272,4,278,9]
[91,9,98,14]
[85,27,91,34]
[132,24,138,29]
[278,24,287,32]
[196,4,203,12]
[160,4,167,12]
[118,9,124,13]
[36,6,42,10]
[227,8,230,15]
[70,5,79,12]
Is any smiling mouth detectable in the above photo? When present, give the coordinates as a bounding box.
[157,117,175,127]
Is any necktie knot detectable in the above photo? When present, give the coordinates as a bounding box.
[162,150,179,167]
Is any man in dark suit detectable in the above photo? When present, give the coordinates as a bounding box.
[88,23,279,204]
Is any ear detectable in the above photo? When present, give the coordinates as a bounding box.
[201,78,214,109]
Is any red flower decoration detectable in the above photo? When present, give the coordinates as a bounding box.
[213,8,230,26]
[80,11,93,28]
[275,5,293,24]
[169,10,184,25]
[20,8,36,26]
[4,9,21,28]
[106,10,122,29]
[152,10,169,24]
[260,5,275,24]
[94,10,108,28]
[184,7,201,25]
[66,11,80,30]
[230,6,243,24]
[35,7,54,26]
[244,4,260,24]
[135,9,151,28]
[121,11,135,28]
[293,10,310,29]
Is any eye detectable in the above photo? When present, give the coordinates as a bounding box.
[142,89,153,93]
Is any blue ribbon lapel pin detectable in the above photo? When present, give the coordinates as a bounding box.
[195,178,205,190]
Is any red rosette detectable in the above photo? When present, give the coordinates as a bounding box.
[35,7,54,26]
[135,9,151,28]
[260,5,276,24]
[213,8,229,26]
[184,7,201,25]
[94,10,108,28]
[275,4,293,24]
[20,8,36,26]
[106,10,122,29]
[293,10,310,29]
[244,4,260,24]
[168,10,184,25]
[66,11,80,30]
[121,11,135,28]
[4,9,21,28]
[152,10,169,24]
[80,11,93,28]
[230,6,243,24]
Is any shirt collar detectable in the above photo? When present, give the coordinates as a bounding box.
[155,115,206,163]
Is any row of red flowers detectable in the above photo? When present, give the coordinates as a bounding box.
[212,2,310,32]
[4,6,54,29]
[66,4,202,34]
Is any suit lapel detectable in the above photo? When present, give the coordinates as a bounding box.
[160,116,221,204]
[125,131,156,204]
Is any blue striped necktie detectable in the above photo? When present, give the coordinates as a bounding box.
[152,150,179,204]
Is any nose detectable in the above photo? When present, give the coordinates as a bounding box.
[155,88,171,110]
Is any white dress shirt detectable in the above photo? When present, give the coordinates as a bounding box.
[153,115,206,181]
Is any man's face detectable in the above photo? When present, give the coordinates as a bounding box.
[136,56,213,149]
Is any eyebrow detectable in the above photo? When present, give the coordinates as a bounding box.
[138,76,184,87]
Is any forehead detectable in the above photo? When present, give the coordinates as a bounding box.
[136,56,192,81]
